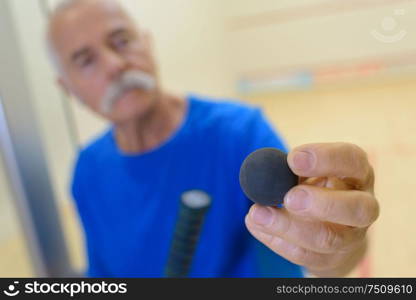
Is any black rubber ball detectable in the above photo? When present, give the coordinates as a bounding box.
[239,147,298,206]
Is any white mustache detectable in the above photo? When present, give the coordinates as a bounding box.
[100,70,156,114]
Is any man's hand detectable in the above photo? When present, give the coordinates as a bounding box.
[245,143,379,277]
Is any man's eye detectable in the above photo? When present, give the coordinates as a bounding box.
[114,36,130,49]
[78,56,95,68]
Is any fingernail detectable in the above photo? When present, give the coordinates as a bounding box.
[285,188,310,211]
[251,206,273,226]
[292,151,314,171]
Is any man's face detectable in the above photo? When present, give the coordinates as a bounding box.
[50,0,159,123]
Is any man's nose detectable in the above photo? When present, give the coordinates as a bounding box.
[102,48,128,79]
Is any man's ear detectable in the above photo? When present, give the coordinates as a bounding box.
[57,77,71,96]
[57,77,86,106]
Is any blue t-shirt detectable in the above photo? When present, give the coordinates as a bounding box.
[71,94,303,277]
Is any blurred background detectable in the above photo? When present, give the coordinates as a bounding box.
[0,0,415,277]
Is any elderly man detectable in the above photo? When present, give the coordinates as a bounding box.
[47,0,379,277]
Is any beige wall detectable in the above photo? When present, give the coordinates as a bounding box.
[226,0,416,76]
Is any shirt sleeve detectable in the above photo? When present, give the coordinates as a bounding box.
[239,107,289,158]
[235,106,289,208]
[71,150,108,277]
[236,107,304,277]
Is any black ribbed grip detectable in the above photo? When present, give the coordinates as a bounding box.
[165,190,211,277]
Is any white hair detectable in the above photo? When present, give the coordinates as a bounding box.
[45,0,122,74]
[45,0,133,76]
[45,0,80,74]
[45,36,63,75]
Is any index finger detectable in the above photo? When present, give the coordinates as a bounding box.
[287,143,373,188]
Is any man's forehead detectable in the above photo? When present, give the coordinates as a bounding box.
[51,0,128,26]
[49,0,133,54]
